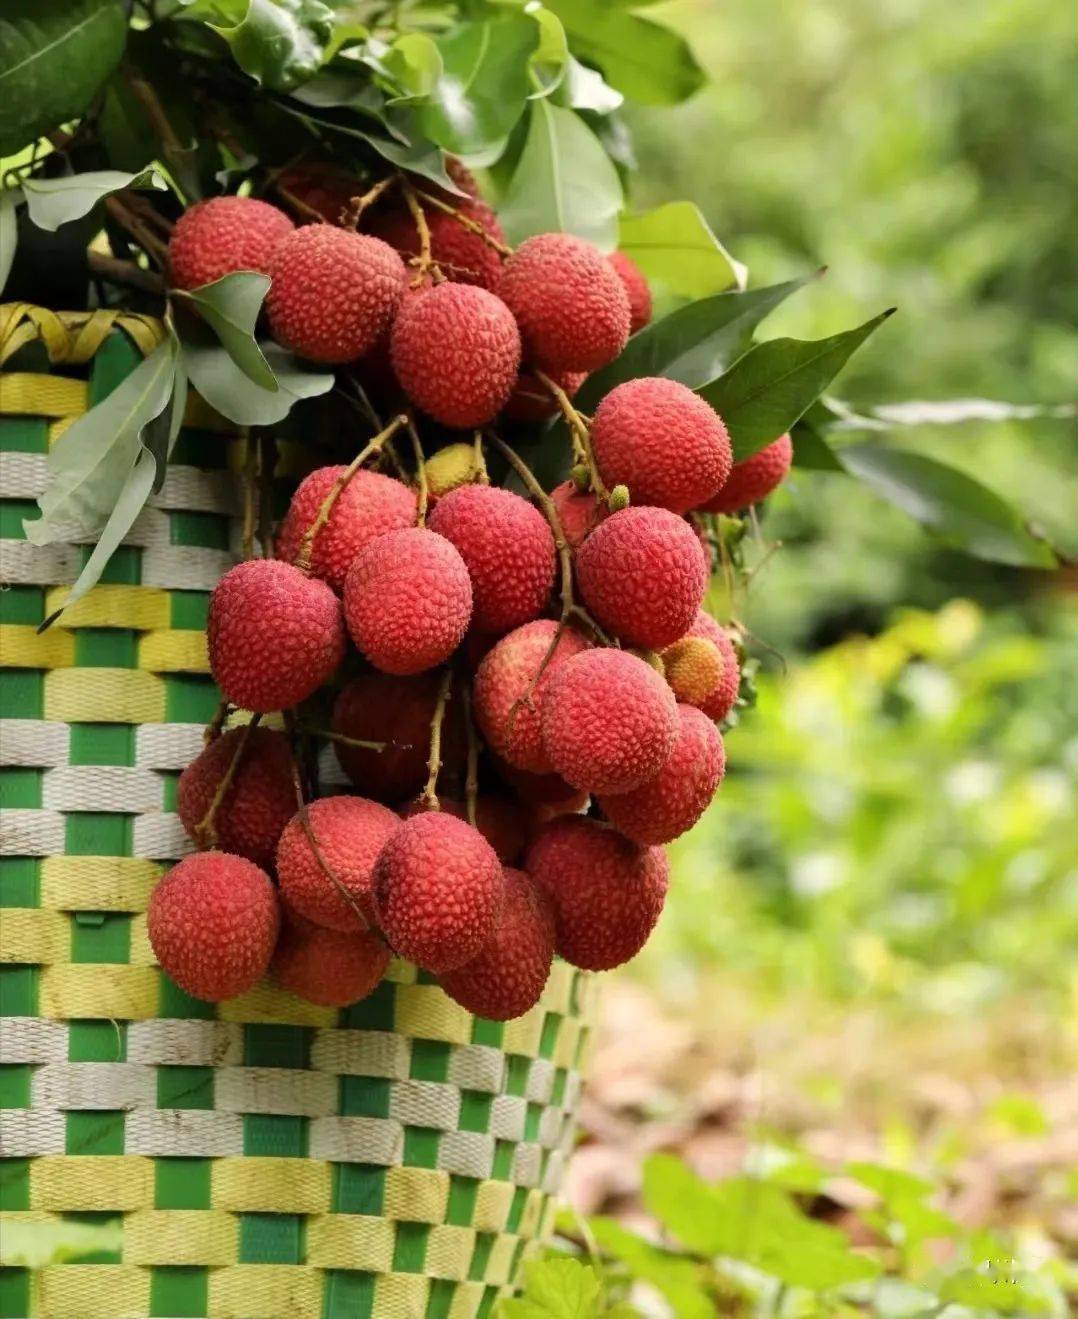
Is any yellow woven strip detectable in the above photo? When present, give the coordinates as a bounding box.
[30,1156,154,1211]
[553,1017,583,1069]
[211,1157,332,1214]
[48,416,76,448]
[538,1194,558,1239]
[425,1224,476,1281]
[0,373,87,418]
[306,1213,395,1271]
[384,1165,449,1224]
[486,1232,520,1286]
[0,908,67,964]
[448,1280,486,1319]
[519,1189,546,1238]
[208,1265,323,1318]
[218,983,337,1027]
[541,960,574,1014]
[0,624,75,670]
[375,1274,430,1315]
[128,913,156,966]
[45,668,166,724]
[124,1209,238,1266]
[40,964,159,1020]
[474,1180,514,1234]
[503,1006,544,1059]
[40,1265,151,1319]
[138,628,209,673]
[41,856,160,912]
[393,984,472,1045]
[385,956,418,985]
[43,584,171,631]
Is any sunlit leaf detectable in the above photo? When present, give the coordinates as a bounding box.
[21,167,163,232]
[561,57,623,114]
[212,0,335,91]
[174,272,276,390]
[498,1257,602,1317]
[590,1217,713,1318]
[180,326,333,425]
[528,8,569,100]
[618,202,746,303]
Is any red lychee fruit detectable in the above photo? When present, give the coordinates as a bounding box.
[576,506,708,650]
[498,233,631,374]
[608,251,652,334]
[367,200,505,290]
[525,817,668,971]
[276,795,401,931]
[540,648,678,794]
[276,163,359,224]
[272,913,389,1007]
[391,283,521,428]
[599,704,725,845]
[591,377,732,514]
[428,485,556,635]
[490,754,589,813]
[373,812,505,973]
[267,226,407,364]
[331,670,465,803]
[698,432,793,513]
[177,726,294,871]
[674,611,741,723]
[168,196,293,292]
[474,620,591,773]
[402,795,528,866]
[208,559,345,712]
[148,851,280,1001]
[550,481,605,549]
[343,527,472,674]
[439,868,554,1020]
[274,468,417,592]
[501,369,587,424]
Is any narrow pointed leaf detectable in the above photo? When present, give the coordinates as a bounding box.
[180,327,333,425]
[0,189,20,292]
[176,272,276,390]
[619,201,746,301]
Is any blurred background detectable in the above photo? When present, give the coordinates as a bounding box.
[567,0,1077,1293]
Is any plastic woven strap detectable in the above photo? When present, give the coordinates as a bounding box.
[0,311,594,1318]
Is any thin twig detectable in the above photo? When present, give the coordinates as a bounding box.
[536,369,604,491]
[405,415,429,525]
[105,194,169,267]
[194,714,261,848]
[257,432,275,560]
[298,726,387,753]
[241,430,257,561]
[420,670,454,810]
[400,179,440,284]
[472,431,490,485]
[462,684,480,829]
[203,698,232,746]
[343,174,397,228]
[275,184,325,225]
[411,186,513,257]
[87,250,164,295]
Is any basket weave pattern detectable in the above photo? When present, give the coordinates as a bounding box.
[0,307,596,1319]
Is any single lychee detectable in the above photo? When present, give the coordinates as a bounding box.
[148,851,280,1001]
[439,868,554,1020]
[391,283,521,428]
[367,200,505,290]
[428,486,556,635]
[525,817,668,971]
[550,481,605,549]
[208,559,345,712]
[591,377,732,515]
[373,812,505,973]
[540,648,678,794]
[661,635,723,707]
[698,433,793,513]
[498,233,630,373]
[267,226,407,363]
[343,527,472,674]
[168,196,293,291]
[402,795,529,866]
[599,704,725,845]
[177,726,294,870]
[272,913,389,1007]
[276,795,401,931]
[474,620,591,773]
[332,670,465,803]
[576,506,708,650]
[423,443,484,500]
[677,611,741,723]
[275,468,417,592]
[607,251,652,334]
[502,368,587,424]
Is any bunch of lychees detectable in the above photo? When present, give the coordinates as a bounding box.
[149,162,794,1020]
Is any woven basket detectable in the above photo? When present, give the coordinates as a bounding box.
[0,305,597,1319]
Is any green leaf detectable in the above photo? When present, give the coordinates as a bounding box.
[836,442,1058,569]
[618,203,746,305]
[789,424,843,472]
[529,9,569,100]
[590,1217,713,1319]
[0,189,20,292]
[0,1,127,155]
[700,309,894,460]
[417,17,538,158]
[498,101,622,250]
[21,168,163,232]
[0,1214,124,1266]
[180,329,333,426]
[498,1257,602,1318]
[939,1265,1052,1315]
[174,272,276,390]
[544,0,704,105]
[212,0,335,91]
[574,273,819,410]
[561,57,623,114]
[378,33,442,101]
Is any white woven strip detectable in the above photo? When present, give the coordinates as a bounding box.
[141,546,234,591]
[317,744,350,790]
[511,1143,543,1189]
[0,720,70,768]
[309,1029,411,1080]
[0,540,81,586]
[214,1067,337,1117]
[524,1059,556,1105]
[0,1109,66,1156]
[0,451,44,498]
[126,1109,245,1157]
[33,1062,157,1110]
[155,466,239,515]
[132,813,191,861]
[42,766,164,813]
[537,1108,564,1149]
[308,1115,404,1165]
[563,1072,583,1111]
[437,1131,496,1180]
[0,1017,68,1063]
[541,1149,564,1195]
[127,1019,244,1067]
[135,723,205,770]
[389,1080,461,1132]
[447,1045,506,1095]
[0,808,65,855]
[489,1095,527,1142]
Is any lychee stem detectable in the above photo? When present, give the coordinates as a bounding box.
[257,433,275,560]
[299,726,387,753]
[462,684,480,830]
[535,370,608,497]
[400,180,443,285]
[274,184,324,225]
[293,414,408,572]
[471,431,490,485]
[344,174,397,228]
[405,415,429,526]
[240,429,257,561]
[420,669,454,811]
[410,186,514,258]
[194,712,261,849]
[203,698,232,747]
